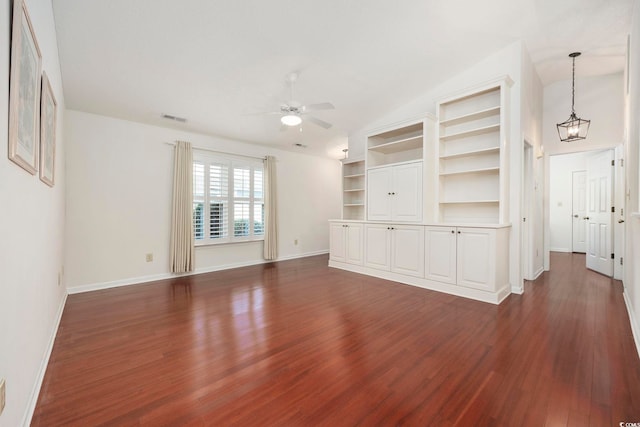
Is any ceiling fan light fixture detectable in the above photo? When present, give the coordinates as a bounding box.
[281,113,302,126]
[557,52,590,142]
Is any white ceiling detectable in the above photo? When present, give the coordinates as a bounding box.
[52,0,634,158]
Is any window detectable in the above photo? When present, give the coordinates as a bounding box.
[193,153,264,245]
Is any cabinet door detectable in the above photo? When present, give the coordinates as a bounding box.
[456,228,496,291]
[364,224,390,271]
[345,224,364,265]
[391,225,425,277]
[425,226,457,284]
[367,167,393,221]
[329,223,347,263]
[392,163,422,222]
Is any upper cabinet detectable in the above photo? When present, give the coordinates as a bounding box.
[436,77,512,225]
[342,158,365,220]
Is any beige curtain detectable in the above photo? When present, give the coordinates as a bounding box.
[264,155,278,260]
[170,141,195,273]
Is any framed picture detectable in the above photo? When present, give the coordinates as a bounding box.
[39,72,57,186]
[8,0,42,175]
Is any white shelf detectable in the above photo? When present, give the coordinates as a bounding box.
[344,203,365,207]
[440,124,500,141]
[368,135,423,154]
[440,200,499,204]
[439,147,500,160]
[439,106,500,127]
[440,167,499,177]
[344,173,365,178]
[344,188,365,192]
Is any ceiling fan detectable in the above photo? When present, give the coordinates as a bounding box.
[270,72,335,129]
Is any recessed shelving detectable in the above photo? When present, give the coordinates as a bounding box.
[439,106,500,127]
[439,167,499,177]
[367,135,423,154]
[439,147,500,160]
[367,121,425,168]
[439,124,500,141]
[342,158,365,220]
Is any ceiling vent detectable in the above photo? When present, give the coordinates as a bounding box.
[161,113,187,123]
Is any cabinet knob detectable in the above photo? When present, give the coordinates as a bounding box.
[457,231,461,234]
[583,217,590,220]
[451,230,455,234]
[388,192,392,195]
[391,192,396,195]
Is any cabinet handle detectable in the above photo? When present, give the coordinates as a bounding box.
[583,217,590,220]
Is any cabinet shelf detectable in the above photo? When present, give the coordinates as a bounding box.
[440,200,499,204]
[440,124,500,141]
[344,203,365,207]
[440,167,499,177]
[368,135,423,154]
[439,146,500,160]
[440,106,500,127]
[344,188,365,192]
[344,173,365,178]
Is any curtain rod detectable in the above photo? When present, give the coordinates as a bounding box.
[164,141,266,161]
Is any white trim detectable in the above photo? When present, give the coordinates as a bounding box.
[549,247,571,253]
[22,293,68,427]
[511,285,524,294]
[532,266,544,280]
[623,290,640,361]
[67,251,329,295]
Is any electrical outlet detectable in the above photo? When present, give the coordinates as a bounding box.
[146,253,153,262]
[58,272,61,287]
[294,239,298,245]
[0,378,6,416]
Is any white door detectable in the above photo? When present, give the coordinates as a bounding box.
[367,167,393,221]
[329,223,346,263]
[364,224,390,271]
[345,223,364,265]
[392,162,423,222]
[390,225,425,277]
[571,170,587,253]
[425,226,457,284]
[585,150,613,276]
[456,228,495,291]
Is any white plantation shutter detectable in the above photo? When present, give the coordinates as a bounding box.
[209,163,228,239]
[192,152,264,244]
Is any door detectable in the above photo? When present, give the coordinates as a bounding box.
[345,223,364,265]
[425,226,457,284]
[367,167,392,221]
[456,228,495,291]
[585,150,613,276]
[364,224,390,271]
[390,225,424,277]
[571,170,587,253]
[329,223,346,263]
[392,162,422,222]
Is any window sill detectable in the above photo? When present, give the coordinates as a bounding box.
[195,237,265,248]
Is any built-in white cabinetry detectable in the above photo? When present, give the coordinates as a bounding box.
[341,159,365,220]
[436,77,512,224]
[329,222,364,265]
[367,162,422,222]
[364,224,424,277]
[425,226,509,293]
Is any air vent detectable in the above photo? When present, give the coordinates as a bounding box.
[161,113,187,123]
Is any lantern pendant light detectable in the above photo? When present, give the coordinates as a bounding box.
[557,52,590,142]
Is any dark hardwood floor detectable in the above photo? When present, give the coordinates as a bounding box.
[32,253,640,426]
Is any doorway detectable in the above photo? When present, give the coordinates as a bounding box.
[548,148,620,277]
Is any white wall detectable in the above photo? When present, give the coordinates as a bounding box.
[0,0,67,425]
[623,0,640,357]
[548,152,590,252]
[542,72,625,269]
[64,110,341,291]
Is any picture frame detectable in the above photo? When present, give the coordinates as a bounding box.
[8,0,42,175]
[39,72,57,186]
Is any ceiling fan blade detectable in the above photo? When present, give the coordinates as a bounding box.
[303,102,335,112]
[306,115,332,129]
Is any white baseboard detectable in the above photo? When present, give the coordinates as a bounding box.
[22,292,67,426]
[67,250,329,295]
[623,290,640,361]
[532,266,544,280]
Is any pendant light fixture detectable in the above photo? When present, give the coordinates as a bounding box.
[556,52,590,142]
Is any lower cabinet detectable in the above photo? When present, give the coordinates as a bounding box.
[364,224,424,277]
[329,222,364,265]
[425,226,507,292]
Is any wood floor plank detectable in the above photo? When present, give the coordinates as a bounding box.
[31,253,640,426]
